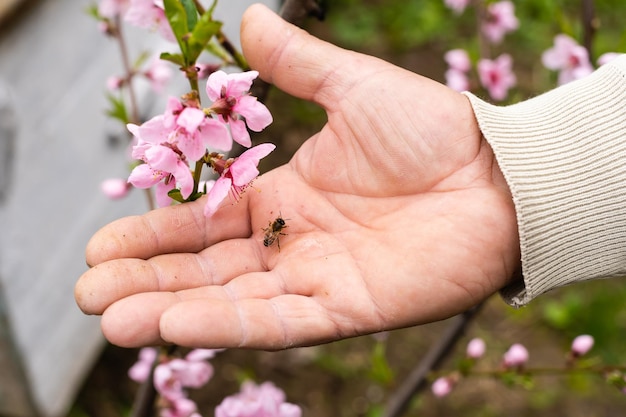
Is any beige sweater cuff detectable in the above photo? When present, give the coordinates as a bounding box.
[464,55,626,307]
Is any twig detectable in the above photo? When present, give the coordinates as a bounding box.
[129,363,158,417]
[382,303,484,417]
[581,0,596,60]
[279,0,325,27]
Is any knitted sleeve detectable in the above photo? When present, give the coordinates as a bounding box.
[464,55,626,308]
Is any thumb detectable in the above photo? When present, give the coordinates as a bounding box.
[240,3,384,110]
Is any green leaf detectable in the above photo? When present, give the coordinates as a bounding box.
[368,342,394,385]
[181,0,198,31]
[167,188,185,203]
[163,0,190,57]
[187,14,222,63]
[105,93,129,125]
[160,52,186,67]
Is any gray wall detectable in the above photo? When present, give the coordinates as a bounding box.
[0,0,277,415]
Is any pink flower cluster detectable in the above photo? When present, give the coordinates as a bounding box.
[541,35,622,85]
[126,70,274,215]
[432,335,596,398]
[215,381,302,417]
[442,1,518,101]
[542,34,594,85]
[98,0,174,42]
[129,348,222,417]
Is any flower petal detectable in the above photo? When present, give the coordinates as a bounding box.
[204,177,232,217]
[235,95,273,132]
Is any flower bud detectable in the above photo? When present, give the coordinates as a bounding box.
[571,334,594,357]
[101,178,130,199]
[466,337,486,359]
[503,343,529,368]
[431,376,455,397]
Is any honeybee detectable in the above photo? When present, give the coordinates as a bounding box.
[263,215,288,251]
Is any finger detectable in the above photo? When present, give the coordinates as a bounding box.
[159,295,339,349]
[76,238,264,315]
[101,292,181,347]
[99,270,288,347]
[241,4,385,110]
[85,196,251,266]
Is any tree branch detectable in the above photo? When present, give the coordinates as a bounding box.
[382,303,485,417]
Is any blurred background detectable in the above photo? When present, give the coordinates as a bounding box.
[0,1,625,417]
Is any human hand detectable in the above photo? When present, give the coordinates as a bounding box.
[75,4,520,349]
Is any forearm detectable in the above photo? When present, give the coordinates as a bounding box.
[464,55,626,307]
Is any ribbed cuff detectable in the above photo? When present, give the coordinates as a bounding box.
[464,55,626,307]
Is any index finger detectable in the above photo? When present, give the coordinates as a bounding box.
[85,197,251,266]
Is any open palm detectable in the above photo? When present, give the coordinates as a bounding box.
[75,4,519,349]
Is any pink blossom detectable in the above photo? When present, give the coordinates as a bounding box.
[125,0,175,42]
[196,63,221,79]
[163,97,232,156]
[204,143,276,217]
[127,118,194,207]
[98,0,130,19]
[431,377,454,397]
[542,34,594,85]
[571,335,594,357]
[143,55,173,93]
[503,343,529,368]
[445,69,470,92]
[128,347,158,383]
[444,0,470,15]
[106,75,124,91]
[444,49,471,92]
[477,54,516,101]
[206,70,273,148]
[482,1,519,44]
[466,337,486,359]
[161,397,201,417]
[444,49,471,72]
[215,381,301,417]
[101,177,131,199]
[154,349,219,401]
[597,52,623,67]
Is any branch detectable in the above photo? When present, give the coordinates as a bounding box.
[581,0,596,60]
[382,303,485,417]
[279,0,325,27]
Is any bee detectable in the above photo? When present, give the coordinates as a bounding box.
[263,215,288,251]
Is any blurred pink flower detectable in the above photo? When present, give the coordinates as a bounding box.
[477,54,516,101]
[125,0,175,42]
[196,63,222,79]
[466,337,486,359]
[444,0,471,15]
[215,381,302,417]
[143,55,173,93]
[542,34,594,85]
[431,377,454,397]
[101,177,131,199]
[503,343,529,368]
[204,143,276,217]
[444,49,471,91]
[571,335,594,357]
[597,52,623,67]
[128,347,158,383]
[98,0,130,19]
[482,1,519,44]
[206,70,273,148]
[161,397,201,417]
[106,75,124,91]
[445,69,470,92]
[445,49,471,72]
[154,349,219,401]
